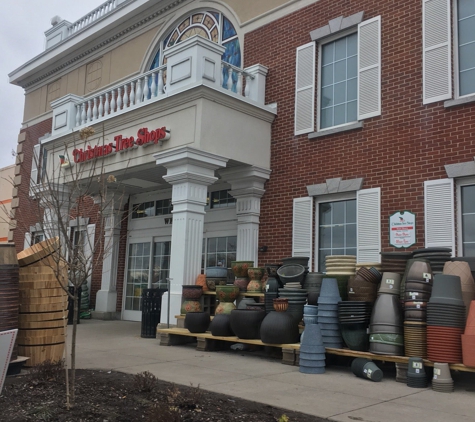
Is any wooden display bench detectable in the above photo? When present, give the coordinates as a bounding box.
[157,327,300,364]
[157,326,475,372]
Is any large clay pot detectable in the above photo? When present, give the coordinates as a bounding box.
[216,285,239,302]
[184,312,210,333]
[231,261,254,278]
[209,314,234,336]
[230,309,266,339]
[182,285,203,300]
[260,311,299,344]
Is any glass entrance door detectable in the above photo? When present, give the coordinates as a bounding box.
[123,240,171,321]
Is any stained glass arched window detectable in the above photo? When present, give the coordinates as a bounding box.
[149,11,241,91]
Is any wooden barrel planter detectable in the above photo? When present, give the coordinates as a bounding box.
[0,243,20,360]
[17,239,68,367]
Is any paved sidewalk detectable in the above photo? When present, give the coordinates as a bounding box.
[72,320,475,421]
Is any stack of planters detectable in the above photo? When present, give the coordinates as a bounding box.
[317,278,343,348]
[443,261,475,317]
[369,289,404,355]
[406,357,428,388]
[299,323,326,374]
[338,301,372,351]
[347,266,380,302]
[412,247,452,274]
[277,264,307,323]
[403,260,432,359]
[461,301,475,367]
[427,274,466,363]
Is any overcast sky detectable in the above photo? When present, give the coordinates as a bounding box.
[0,0,104,169]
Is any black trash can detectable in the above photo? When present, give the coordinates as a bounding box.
[141,288,165,338]
[68,286,81,325]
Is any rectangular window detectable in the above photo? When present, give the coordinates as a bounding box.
[201,236,237,269]
[461,184,475,255]
[320,33,358,129]
[318,199,357,271]
[132,201,155,219]
[208,189,236,209]
[155,199,172,216]
[152,241,171,285]
[457,0,475,96]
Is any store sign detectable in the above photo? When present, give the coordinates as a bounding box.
[389,211,416,248]
[72,127,170,163]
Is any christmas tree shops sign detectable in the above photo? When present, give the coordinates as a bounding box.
[389,211,416,248]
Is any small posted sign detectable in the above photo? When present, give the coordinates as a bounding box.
[1,329,18,394]
[389,211,416,248]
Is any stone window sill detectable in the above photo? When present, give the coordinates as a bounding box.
[444,94,475,108]
[308,121,364,139]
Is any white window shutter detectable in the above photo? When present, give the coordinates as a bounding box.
[24,232,32,250]
[84,224,96,292]
[357,188,381,263]
[422,0,451,104]
[424,179,455,253]
[358,16,381,120]
[29,144,41,197]
[292,197,313,270]
[295,42,316,135]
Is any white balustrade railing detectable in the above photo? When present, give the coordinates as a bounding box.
[73,61,256,127]
[68,0,120,35]
[75,65,166,127]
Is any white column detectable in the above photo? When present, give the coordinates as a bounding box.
[154,147,228,325]
[38,183,74,243]
[220,166,271,265]
[94,192,126,317]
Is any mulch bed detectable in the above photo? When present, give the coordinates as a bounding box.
[0,365,326,421]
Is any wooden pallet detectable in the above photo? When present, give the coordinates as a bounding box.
[157,327,300,364]
[156,327,475,372]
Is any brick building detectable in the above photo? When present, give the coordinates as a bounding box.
[8,0,475,322]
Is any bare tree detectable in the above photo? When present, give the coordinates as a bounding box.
[3,126,130,408]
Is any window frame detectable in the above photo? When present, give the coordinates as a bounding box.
[456,176,475,256]
[314,191,357,272]
[317,28,359,132]
[453,0,475,99]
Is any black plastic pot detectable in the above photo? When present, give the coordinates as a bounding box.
[260,311,299,344]
[184,312,210,333]
[230,309,266,339]
[209,314,234,336]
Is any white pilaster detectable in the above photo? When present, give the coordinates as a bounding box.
[220,166,271,265]
[154,147,228,325]
[94,192,126,314]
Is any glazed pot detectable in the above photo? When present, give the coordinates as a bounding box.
[182,285,203,300]
[230,309,266,339]
[184,312,210,333]
[231,261,254,278]
[215,301,236,315]
[206,278,227,291]
[209,314,234,336]
[260,312,300,344]
[248,267,266,281]
[234,277,250,291]
[216,285,240,302]
[181,300,201,314]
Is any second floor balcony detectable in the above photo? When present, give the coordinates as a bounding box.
[50,35,272,138]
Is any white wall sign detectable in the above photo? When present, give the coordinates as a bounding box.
[389,211,416,248]
[0,329,18,394]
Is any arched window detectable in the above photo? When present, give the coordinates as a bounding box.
[149,11,241,91]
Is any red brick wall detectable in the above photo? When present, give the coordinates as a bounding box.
[12,119,52,251]
[246,0,475,265]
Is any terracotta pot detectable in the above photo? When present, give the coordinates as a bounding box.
[195,274,208,292]
[466,301,475,331]
[461,334,475,367]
